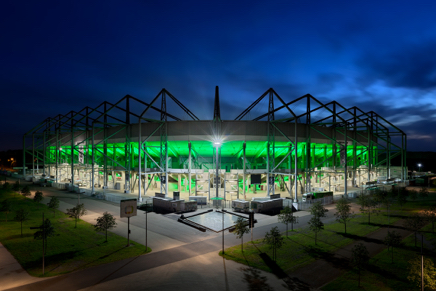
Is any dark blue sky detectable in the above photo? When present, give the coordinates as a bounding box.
[2,0,436,151]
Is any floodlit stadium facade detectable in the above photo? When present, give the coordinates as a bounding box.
[23,87,407,202]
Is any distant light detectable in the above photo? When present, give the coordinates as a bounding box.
[418,163,422,167]
[59,148,63,151]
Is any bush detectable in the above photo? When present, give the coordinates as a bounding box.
[33,191,43,203]
[21,185,31,197]
[12,181,20,192]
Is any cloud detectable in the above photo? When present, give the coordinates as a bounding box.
[357,41,436,90]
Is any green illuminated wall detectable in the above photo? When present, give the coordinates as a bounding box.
[46,140,375,171]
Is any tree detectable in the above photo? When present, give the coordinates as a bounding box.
[47,197,60,217]
[404,213,425,247]
[278,206,298,235]
[233,217,250,252]
[66,203,87,228]
[94,212,117,242]
[334,197,355,234]
[422,206,436,233]
[34,218,56,251]
[418,187,429,199]
[308,202,328,245]
[21,185,31,197]
[408,190,418,201]
[14,209,30,237]
[351,243,369,287]
[33,191,43,203]
[408,256,436,290]
[12,181,20,192]
[2,182,10,190]
[358,194,378,224]
[380,190,395,225]
[0,199,13,222]
[397,188,408,210]
[263,226,283,262]
[383,230,402,263]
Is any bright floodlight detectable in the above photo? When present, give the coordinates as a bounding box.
[214,140,222,146]
[418,163,422,167]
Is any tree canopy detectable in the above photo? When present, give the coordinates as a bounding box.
[94,211,117,242]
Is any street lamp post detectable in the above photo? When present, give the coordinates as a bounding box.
[214,140,224,254]
[418,163,422,172]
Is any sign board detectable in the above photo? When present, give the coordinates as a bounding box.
[120,199,137,218]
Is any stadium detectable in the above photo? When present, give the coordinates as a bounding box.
[22,87,407,206]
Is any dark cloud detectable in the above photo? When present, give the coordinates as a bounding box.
[358,41,436,89]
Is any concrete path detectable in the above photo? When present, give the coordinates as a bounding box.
[0,243,48,291]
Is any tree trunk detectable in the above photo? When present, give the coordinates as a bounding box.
[106,229,108,242]
[414,232,417,247]
[358,269,361,287]
[241,236,243,252]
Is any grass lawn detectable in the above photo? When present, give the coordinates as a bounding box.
[0,188,150,277]
[321,223,436,291]
[221,191,436,276]
[221,208,401,273]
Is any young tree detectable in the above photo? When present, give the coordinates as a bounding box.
[408,256,436,290]
[0,199,13,222]
[351,243,370,287]
[233,217,250,252]
[33,191,43,203]
[263,226,284,262]
[408,190,418,201]
[14,209,30,237]
[94,212,117,242]
[422,206,436,233]
[396,189,408,210]
[418,187,429,199]
[278,206,298,235]
[2,182,10,190]
[47,197,60,217]
[66,203,87,228]
[358,194,378,224]
[33,218,56,251]
[308,201,328,245]
[404,213,425,247]
[12,181,20,192]
[383,230,402,263]
[334,197,355,234]
[21,185,31,197]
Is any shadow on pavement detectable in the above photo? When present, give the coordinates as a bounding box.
[240,266,275,291]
